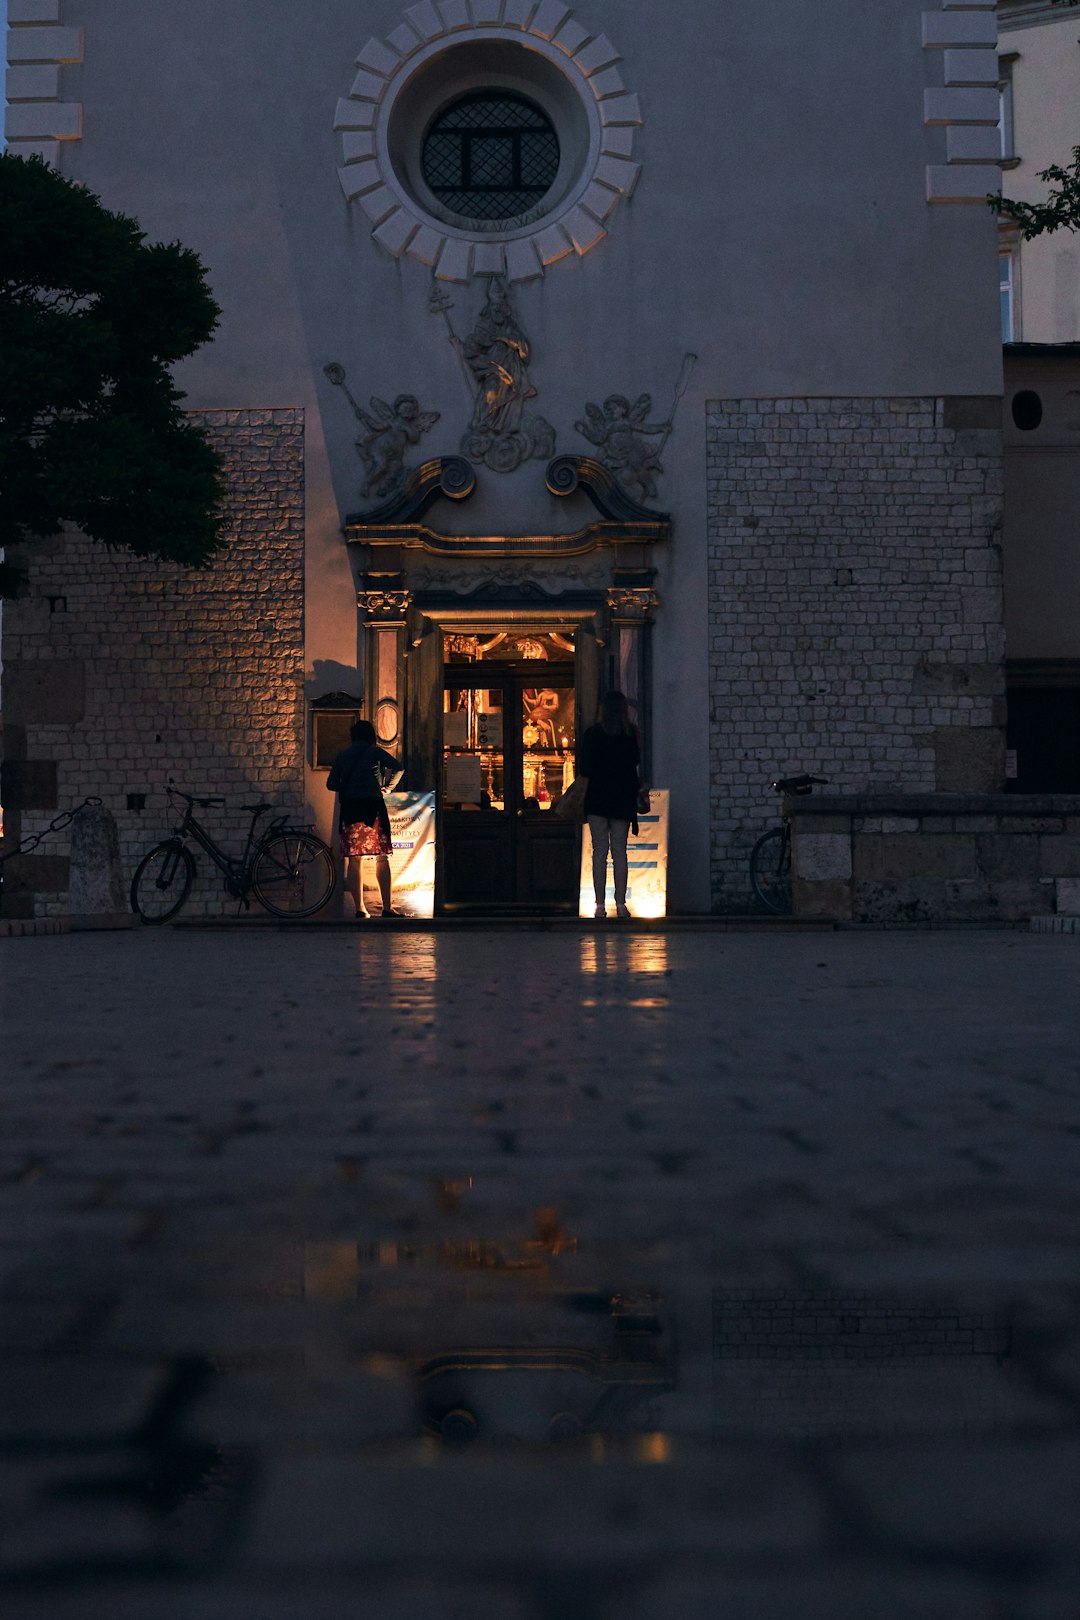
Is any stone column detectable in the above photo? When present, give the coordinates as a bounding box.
[358,582,412,755]
[606,585,660,778]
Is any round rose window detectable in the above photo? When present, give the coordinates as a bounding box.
[422,93,560,225]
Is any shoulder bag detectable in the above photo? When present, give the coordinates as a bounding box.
[554,776,588,822]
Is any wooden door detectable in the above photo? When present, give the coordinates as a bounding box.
[514,671,578,908]
[440,659,578,910]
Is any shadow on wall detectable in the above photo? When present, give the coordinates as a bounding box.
[307,660,363,704]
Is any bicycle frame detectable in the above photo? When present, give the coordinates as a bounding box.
[748,773,828,914]
[168,792,281,897]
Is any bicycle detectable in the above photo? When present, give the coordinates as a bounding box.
[748,773,829,915]
[130,783,336,924]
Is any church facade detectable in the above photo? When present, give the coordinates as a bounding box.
[2,0,1009,916]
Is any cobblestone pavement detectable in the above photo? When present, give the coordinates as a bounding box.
[1,927,1079,1619]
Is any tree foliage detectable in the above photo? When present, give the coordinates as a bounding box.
[992,147,1080,240]
[991,0,1080,239]
[0,153,227,596]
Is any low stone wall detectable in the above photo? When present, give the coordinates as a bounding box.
[790,795,1080,924]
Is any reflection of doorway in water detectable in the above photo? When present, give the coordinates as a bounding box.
[441,630,580,910]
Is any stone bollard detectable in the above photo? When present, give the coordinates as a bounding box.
[68,802,136,930]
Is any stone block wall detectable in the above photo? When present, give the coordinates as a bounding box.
[0,409,305,918]
[789,794,1080,924]
[707,396,1005,911]
[713,1290,1015,1440]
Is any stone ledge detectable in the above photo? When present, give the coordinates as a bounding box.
[0,917,71,938]
[789,794,1080,817]
[1028,915,1080,934]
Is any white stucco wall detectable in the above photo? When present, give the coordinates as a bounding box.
[1000,3,1080,342]
[36,0,1005,909]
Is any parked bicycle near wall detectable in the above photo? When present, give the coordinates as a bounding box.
[131,783,336,923]
[748,773,829,914]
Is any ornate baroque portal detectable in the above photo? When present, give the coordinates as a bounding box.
[346,455,669,906]
[330,2,673,907]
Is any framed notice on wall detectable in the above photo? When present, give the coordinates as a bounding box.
[444,754,483,805]
[477,710,503,750]
[311,705,362,769]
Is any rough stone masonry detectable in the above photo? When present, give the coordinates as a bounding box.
[0,409,306,918]
[706,396,1005,911]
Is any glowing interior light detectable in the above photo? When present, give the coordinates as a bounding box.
[637,1432,672,1464]
[578,791,669,919]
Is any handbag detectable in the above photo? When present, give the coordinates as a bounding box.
[554,776,588,822]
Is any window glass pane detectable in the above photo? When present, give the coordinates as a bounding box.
[521,685,575,812]
[998,74,1015,161]
[443,687,503,810]
[469,135,515,189]
[422,92,559,221]
[999,255,1014,342]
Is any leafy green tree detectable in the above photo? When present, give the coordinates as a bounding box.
[992,147,1080,241]
[991,0,1080,239]
[0,153,226,597]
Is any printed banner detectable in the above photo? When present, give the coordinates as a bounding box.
[376,791,436,918]
[579,790,669,919]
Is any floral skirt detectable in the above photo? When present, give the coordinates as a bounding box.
[339,796,392,858]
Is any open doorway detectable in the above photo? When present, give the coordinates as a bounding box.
[440,630,580,910]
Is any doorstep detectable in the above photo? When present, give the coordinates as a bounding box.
[171,913,839,932]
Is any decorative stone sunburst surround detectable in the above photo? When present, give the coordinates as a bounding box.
[4,0,83,167]
[922,0,1002,203]
[334,0,642,282]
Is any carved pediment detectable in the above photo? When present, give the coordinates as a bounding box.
[345,455,671,555]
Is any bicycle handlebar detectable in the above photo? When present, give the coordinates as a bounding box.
[166,783,225,809]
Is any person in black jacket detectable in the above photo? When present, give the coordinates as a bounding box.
[326,719,401,919]
[578,690,645,920]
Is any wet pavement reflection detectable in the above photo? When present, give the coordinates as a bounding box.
[1,928,1079,1617]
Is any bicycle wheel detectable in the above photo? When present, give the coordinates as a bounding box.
[250,829,336,918]
[749,826,792,915]
[131,840,195,924]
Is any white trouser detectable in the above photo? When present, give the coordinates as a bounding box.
[588,815,630,905]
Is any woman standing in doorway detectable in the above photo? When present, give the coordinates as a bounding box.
[326,720,402,919]
[578,691,646,920]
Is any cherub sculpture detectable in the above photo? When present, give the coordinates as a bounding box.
[324,364,439,501]
[575,393,670,504]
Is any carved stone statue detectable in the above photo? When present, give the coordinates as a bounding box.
[324,363,439,501]
[575,355,698,506]
[575,394,670,504]
[431,277,555,474]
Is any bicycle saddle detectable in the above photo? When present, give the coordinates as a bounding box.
[771,773,829,795]
[240,802,274,815]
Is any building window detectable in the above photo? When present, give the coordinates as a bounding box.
[335,15,642,282]
[1000,251,1016,342]
[1011,389,1042,432]
[421,93,560,224]
[998,54,1018,167]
